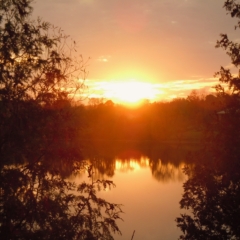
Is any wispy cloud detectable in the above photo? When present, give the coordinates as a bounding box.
[96,55,111,63]
[82,78,219,103]
[33,0,234,98]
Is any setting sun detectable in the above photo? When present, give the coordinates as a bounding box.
[97,80,160,105]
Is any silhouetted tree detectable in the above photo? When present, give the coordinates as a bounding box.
[0,0,85,103]
[0,0,86,166]
[0,1,123,239]
[176,1,240,239]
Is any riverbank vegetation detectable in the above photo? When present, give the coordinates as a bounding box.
[0,1,122,239]
[72,91,224,146]
[176,1,240,239]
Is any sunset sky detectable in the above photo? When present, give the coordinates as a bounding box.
[33,0,239,103]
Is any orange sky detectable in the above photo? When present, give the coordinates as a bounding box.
[32,0,238,103]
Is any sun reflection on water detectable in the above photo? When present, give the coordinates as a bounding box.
[115,157,149,172]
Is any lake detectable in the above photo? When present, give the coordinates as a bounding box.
[73,142,194,240]
[0,140,196,239]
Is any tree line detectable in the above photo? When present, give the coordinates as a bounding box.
[75,92,224,146]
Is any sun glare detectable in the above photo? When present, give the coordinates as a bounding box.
[101,80,159,105]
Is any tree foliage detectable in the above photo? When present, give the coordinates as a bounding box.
[0,0,87,168]
[0,0,85,103]
[0,0,87,166]
[0,1,123,239]
[215,0,240,97]
[176,1,240,239]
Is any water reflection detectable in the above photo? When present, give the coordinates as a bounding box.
[176,110,240,240]
[1,139,195,240]
[82,141,196,183]
[68,143,194,240]
[115,157,149,172]
[176,150,240,240]
[0,162,123,239]
[72,143,191,240]
[92,157,186,183]
[150,160,186,182]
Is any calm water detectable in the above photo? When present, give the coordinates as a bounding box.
[74,144,192,240]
